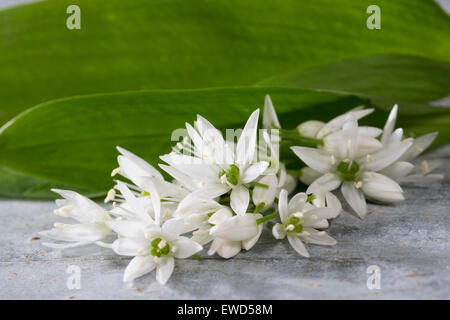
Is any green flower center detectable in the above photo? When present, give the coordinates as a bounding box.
[337,160,359,181]
[285,216,303,233]
[150,238,170,257]
[219,164,240,185]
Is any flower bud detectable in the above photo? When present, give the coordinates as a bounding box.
[297,120,325,138]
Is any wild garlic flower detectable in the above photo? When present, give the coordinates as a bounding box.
[292,115,412,218]
[262,95,297,194]
[108,217,202,284]
[176,191,262,259]
[160,109,269,216]
[107,146,188,205]
[40,189,112,249]
[207,207,263,259]
[297,106,375,140]
[379,105,443,184]
[272,189,336,257]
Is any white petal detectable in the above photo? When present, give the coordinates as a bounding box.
[42,241,90,249]
[208,207,233,225]
[297,120,325,138]
[287,234,310,258]
[252,175,278,210]
[358,126,382,137]
[379,161,414,180]
[341,115,358,159]
[216,240,242,259]
[278,189,289,222]
[299,167,322,185]
[40,223,110,242]
[381,104,398,145]
[263,94,280,129]
[230,185,250,216]
[117,146,163,180]
[51,189,107,223]
[287,192,307,213]
[242,222,263,250]
[172,237,203,259]
[210,214,259,241]
[175,192,222,217]
[324,191,342,218]
[114,181,153,224]
[272,223,286,239]
[306,174,341,194]
[353,135,383,158]
[400,132,438,161]
[317,108,373,139]
[362,172,404,203]
[123,256,156,282]
[241,161,269,183]
[112,237,148,256]
[158,164,197,191]
[106,220,147,238]
[161,217,185,239]
[306,207,336,220]
[290,147,332,174]
[236,109,260,166]
[156,256,175,285]
[363,140,412,171]
[301,228,336,245]
[207,238,223,256]
[281,174,297,195]
[341,182,367,218]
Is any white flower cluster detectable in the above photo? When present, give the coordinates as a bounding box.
[40,95,442,285]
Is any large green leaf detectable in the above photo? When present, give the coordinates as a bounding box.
[259,54,450,112]
[1,0,449,126]
[0,166,103,199]
[0,87,448,192]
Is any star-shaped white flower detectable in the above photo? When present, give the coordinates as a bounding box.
[291,115,412,218]
[379,105,443,184]
[272,189,336,257]
[160,109,269,216]
[108,217,202,284]
[40,189,112,249]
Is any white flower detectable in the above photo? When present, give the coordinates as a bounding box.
[40,189,112,249]
[291,115,412,218]
[205,206,262,259]
[160,109,269,216]
[379,105,443,184]
[252,174,278,210]
[272,189,336,257]
[108,217,202,284]
[109,146,188,203]
[298,106,375,139]
[262,95,297,194]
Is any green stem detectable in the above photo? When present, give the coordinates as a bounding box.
[256,211,279,224]
[253,202,265,213]
[249,181,269,189]
[280,129,323,147]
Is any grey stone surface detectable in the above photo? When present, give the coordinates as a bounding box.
[0,145,448,300]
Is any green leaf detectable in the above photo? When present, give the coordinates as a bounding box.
[259,54,450,112]
[0,87,368,191]
[1,0,449,125]
[0,87,448,193]
[0,166,104,199]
